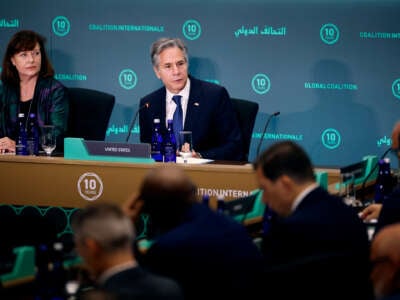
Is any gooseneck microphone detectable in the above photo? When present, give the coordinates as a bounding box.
[125,102,150,143]
[256,111,280,157]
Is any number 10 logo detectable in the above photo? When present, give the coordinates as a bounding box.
[78,172,104,201]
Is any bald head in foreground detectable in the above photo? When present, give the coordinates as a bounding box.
[136,165,197,233]
[139,165,197,206]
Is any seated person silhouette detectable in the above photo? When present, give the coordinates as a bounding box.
[123,165,264,300]
[71,202,184,300]
[253,140,374,300]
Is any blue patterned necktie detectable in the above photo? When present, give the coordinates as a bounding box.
[172,95,183,146]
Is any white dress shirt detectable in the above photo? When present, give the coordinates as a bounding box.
[165,78,191,128]
[291,183,319,213]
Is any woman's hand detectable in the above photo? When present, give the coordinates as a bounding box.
[0,137,16,154]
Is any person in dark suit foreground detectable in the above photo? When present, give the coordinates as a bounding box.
[71,202,184,300]
[123,165,263,300]
[253,140,374,300]
[139,37,243,161]
[370,223,400,300]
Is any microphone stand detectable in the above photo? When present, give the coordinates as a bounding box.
[125,103,149,143]
[256,111,280,157]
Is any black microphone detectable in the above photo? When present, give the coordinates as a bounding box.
[256,111,280,157]
[125,102,150,143]
[359,146,393,203]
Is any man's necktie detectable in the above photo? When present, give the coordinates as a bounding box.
[172,95,183,146]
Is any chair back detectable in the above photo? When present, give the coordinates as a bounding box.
[231,98,259,162]
[67,87,115,141]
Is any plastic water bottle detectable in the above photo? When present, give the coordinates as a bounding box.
[27,113,39,156]
[48,242,67,299]
[163,119,177,163]
[15,112,28,155]
[375,158,393,204]
[34,243,51,299]
[151,118,163,162]
[202,194,210,207]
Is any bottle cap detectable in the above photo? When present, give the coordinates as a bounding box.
[53,242,63,251]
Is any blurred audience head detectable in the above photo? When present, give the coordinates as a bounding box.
[252,140,316,217]
[71,202,135,280]
[137,165,197,234]
[370,223,400,299]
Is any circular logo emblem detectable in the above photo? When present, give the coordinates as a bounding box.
[392,78,400,100]
[52,16,71,37]
[119,69,137,90]
[320,23,339,45]
[321,128,341,149]
[251,73,271,95]
[183,19,202,40]
[77,172,104,201]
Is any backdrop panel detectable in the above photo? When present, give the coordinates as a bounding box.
[1,0,399,167]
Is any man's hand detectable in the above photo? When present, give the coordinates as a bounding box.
[359,203,382,221]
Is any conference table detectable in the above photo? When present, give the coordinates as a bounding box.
[0,154,340,208]
[0,154,342,290]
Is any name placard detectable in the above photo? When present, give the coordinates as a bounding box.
[84,140,151,158]
[64,138,154,163]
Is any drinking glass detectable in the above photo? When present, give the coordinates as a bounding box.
[179,131,193,163]
[41,125,56,156]
[340,172,360,207]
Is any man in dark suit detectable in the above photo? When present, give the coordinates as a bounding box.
[139,37,243,161]
[71,202,184,300]
[253,140,374,300]
[123,165,264,300]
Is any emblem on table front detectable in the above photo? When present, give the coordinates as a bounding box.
[77,172,104,201]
